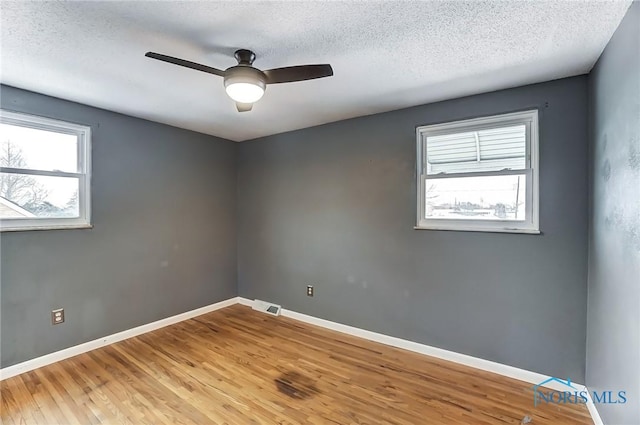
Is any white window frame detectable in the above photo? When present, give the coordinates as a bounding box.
[0,110,92,232]
[416,110,539,234]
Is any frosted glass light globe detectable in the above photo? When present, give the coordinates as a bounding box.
[225,82,265,103]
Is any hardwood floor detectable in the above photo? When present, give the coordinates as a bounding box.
[1,304,592,424]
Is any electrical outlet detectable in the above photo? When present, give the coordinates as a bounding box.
[51,308,64,325]
[306,285,314,297]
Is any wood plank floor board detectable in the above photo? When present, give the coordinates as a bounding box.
[48,361,109,425]
[1,305,593,424]
[34,366,88,424]
[21,371,69,425]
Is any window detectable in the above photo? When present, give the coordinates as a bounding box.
[416,110,539,233]
[0,110,91,231]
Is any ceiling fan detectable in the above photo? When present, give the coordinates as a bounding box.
[145,49,333,112]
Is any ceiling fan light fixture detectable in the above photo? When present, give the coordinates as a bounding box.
[145,49,333,112]
[225,82,265,103]
[223,66,266,103]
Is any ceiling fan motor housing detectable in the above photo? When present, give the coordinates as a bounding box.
[234,49,256,65]
[224,66,266,90]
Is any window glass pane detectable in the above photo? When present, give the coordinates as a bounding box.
[426,125,526,175]
[0,123,78,172]
[0,173,79,218]
[425,174,526,221]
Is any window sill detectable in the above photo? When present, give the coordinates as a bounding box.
[0,224,93,232]
[414,226,541,235]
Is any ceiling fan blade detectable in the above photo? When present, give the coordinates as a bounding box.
[264,64,333,84]
[236,102,253,112]
[145,52,225,77]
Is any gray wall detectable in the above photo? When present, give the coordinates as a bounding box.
[586,2,640,424]
[238,76,589,381]
[0,85,237,368]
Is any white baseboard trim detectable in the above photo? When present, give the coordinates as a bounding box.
[237,297,252,306]
[584,388,605,425]
[280,305,570,387]
[0,296,240,381]
[237,297,600,425]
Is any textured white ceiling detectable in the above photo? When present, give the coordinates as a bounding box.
[0,1,632,141]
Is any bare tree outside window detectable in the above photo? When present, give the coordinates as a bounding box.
[0,140,77,217]
[0,140,49,206]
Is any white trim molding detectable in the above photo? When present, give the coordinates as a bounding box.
[0,297,240,381]
[584,389,605,425]
[237,297,253,306]
[281,304,568,387]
